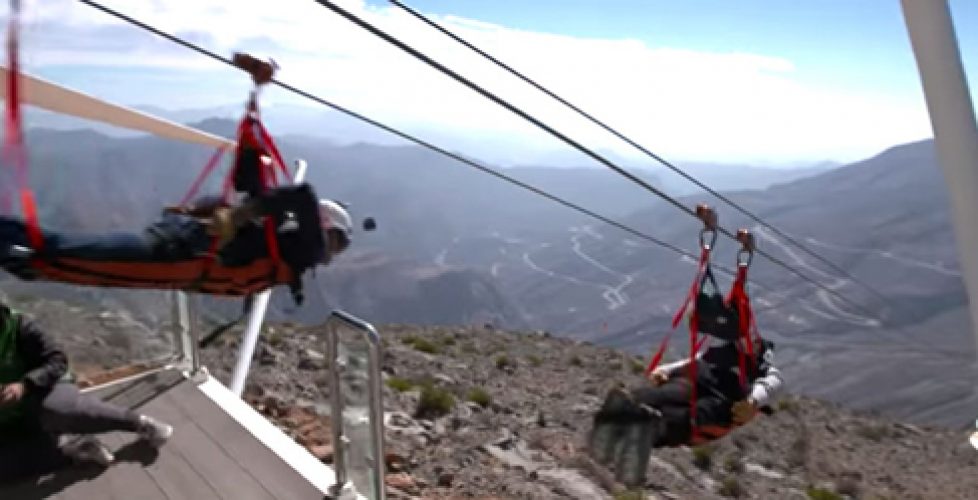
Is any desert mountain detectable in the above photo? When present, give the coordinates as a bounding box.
[5,121,975,427]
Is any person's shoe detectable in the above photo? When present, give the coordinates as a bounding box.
[588,387,632,465]
[614,404,663,489]
[0,244,38,279]
[137,415,174,447]
[63,435,114,467]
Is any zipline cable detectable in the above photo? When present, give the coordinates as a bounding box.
[75,0,896,330]
[388,0,891,307]
[73,0,753,284]
[308,0,881,319]
[66,0,966,361]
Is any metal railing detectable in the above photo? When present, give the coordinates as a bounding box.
[169,291,387,499]
[171,290,202,375]
[325,310,386,500]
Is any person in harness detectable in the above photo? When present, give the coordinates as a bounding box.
[587,217,784,488]
[588,335,784,488]
[0,303,173,482]
[0,182,356,304]
[0,41,368,304]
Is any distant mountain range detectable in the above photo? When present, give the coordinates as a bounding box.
[23,103,838,193]
[7,118,975,426]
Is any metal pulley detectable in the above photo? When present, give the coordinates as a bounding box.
[695,203,718,251]
[232,52,278,86]
[232,53,279,114]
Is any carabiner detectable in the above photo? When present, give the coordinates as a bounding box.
[699,228,718,251]
[737,248,753,268]
[695,204,718,251]
[736,229,755,268]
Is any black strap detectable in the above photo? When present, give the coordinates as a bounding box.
[198,294,255,349]
[699,264,720,295]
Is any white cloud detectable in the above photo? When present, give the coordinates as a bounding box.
[4,0,934,165]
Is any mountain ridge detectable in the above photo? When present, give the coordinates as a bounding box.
[7,122,976,427]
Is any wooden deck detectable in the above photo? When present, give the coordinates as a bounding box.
[0,369,329,500]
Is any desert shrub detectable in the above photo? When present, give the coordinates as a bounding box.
[724,455,744,473]
[466,387,492,408]
[806,487,842,500]
[406,337,441,355]
[613,491,644,500]
[416,384,455,419]
[719,476,744,497]
[692,444,714,470]
[386,377,414,392]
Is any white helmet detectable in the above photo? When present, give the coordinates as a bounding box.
[320,199,352,232]
[319,199,352,253]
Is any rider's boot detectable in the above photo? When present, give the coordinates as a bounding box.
[614,404,664,489]
[588,386,632,466]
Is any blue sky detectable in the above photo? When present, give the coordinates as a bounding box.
[9,0,978,166]
[375,0,977,101]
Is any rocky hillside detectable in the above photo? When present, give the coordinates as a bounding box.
[193,323,978,500]
[5,287,974,499]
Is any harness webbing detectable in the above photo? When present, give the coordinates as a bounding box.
[179,146,229,207]
[727,265,757,389]
[239,112,284,267]
[645,247,710,377]
[2,12,294,298]
[643,245,711,442]
[186,109,287,291]
[645,214,763,444]
[3,0,43,260]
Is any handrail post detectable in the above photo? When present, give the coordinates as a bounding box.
[173,290,193,371]
[327,319,348,490]
[188,293,202,375]
[362,320,386,500]
[325,310,386,500]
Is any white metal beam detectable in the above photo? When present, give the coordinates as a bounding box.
[0,65,234,148]
[900,1,978,356]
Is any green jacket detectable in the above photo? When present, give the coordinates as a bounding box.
[0,305,69,428]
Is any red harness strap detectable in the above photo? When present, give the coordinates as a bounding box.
[254,118,292,185]
[188,110,287,289]
[644,247,711,377]
[726,265,756,389]
[179,146,229,207]
[3,0,44,261]
[238,112,284,265]
[644,246,712,443]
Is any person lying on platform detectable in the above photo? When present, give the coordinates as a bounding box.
[0,302,173,483]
